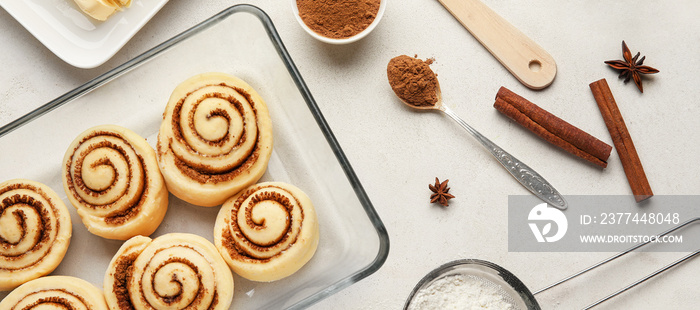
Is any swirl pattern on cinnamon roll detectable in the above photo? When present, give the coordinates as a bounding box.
[157,72,273,207]
[214,182,319,282]
[0,179,72,291]
[62,125,168,240]
[0,276,108,310]
[103,233,234,310]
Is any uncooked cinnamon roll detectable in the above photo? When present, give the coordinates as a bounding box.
[0,179,72,291]
[103,233,234,310]
[157,72,273,207]
[62,125,168,240]
[0,276,107,309]
[214,182,319,282]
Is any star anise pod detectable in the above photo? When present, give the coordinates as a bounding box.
[604,41,659,93]
[429,177,455,207]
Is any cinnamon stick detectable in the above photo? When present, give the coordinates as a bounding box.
[589,79,653,202]
[494,87,612,168]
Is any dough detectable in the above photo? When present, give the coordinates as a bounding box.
[62,125,168,240]
[103,233,234,310]
[157,72,273,207]
[0,276,107,309]
[214,182,319,282]
[0,179,72,291]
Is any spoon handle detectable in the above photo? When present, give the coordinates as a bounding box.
[437,0,556,90]
[440,105,567,209]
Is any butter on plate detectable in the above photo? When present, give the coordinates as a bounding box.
[73,0,131,21]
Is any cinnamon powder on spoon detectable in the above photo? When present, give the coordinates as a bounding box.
[387,55,439,107]
[297,0,381,39]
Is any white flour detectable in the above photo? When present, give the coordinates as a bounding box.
[407,274,519,310]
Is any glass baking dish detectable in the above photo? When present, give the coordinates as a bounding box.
[0,4,389,309]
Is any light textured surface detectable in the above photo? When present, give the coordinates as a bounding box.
[2,1,699,309]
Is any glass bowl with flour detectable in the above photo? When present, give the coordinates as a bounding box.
[404,259,540,310]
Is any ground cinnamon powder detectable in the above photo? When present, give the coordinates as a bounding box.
[387,55,439,107]
[297,0,381,39]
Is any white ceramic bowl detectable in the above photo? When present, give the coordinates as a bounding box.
[291,0,386,44]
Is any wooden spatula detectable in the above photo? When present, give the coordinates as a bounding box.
[438,0,556,90]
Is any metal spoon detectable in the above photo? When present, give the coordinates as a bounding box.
[398,81,567,209]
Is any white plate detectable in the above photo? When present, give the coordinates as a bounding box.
[0,0,168,68]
